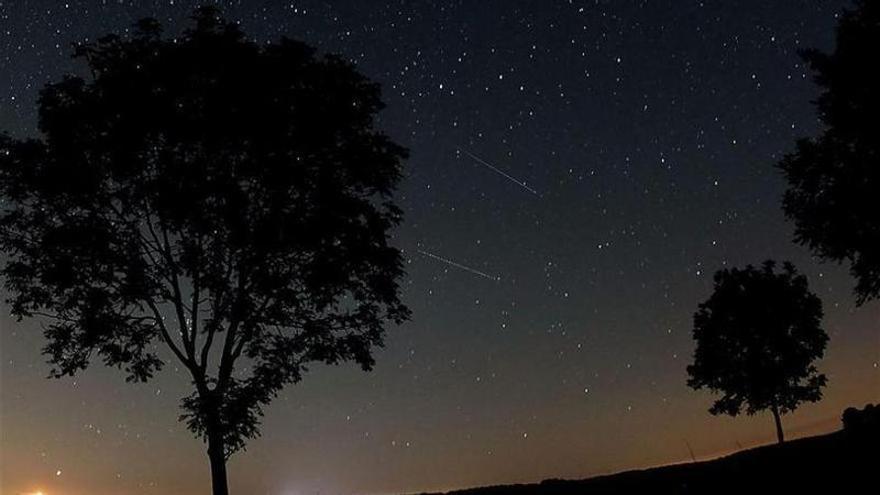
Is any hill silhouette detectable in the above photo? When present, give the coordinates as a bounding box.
[417,404,878,495]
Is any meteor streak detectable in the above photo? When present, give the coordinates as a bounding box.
[461,149,540,196]
[418,249,500,281]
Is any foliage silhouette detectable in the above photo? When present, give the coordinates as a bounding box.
[842,403,880,435]
[687,261,827,444]
[778,0,880,305]
[0,7,409,494]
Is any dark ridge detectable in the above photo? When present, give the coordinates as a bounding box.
[417,404,879,495]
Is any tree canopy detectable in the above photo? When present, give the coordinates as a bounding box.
[778,0,880,304]
[687,261,828,443]
[0,8,409,494]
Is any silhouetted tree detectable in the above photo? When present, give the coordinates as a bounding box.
[0,8,409,495]
[778,0,880,305]
[687,261,828,444]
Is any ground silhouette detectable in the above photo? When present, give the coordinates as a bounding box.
[416,404,878,495]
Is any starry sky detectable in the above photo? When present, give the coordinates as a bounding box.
[1,1,878,494]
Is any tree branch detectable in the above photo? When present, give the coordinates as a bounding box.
[190,237,202,359]
[145,298,193,370]
[199,255,236,372]
[216,259,249,391]
[230,294,274,361]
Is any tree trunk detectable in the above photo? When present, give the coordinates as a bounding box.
[207,431,230,495]
[771,404,785,444]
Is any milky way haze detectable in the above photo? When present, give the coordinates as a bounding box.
[1,1,877,494]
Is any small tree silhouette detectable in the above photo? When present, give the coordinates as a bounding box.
[0,8,409,494]
[687,261,828,444]
[778,0,880,304]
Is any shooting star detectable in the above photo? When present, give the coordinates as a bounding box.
[418,249,500,281]
[460,149,541,197]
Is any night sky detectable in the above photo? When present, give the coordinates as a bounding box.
[1,1,878,495]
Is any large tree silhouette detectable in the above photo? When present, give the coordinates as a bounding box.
[0,8,409,494]
[778,0,880,304]
[687,261,828,444]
